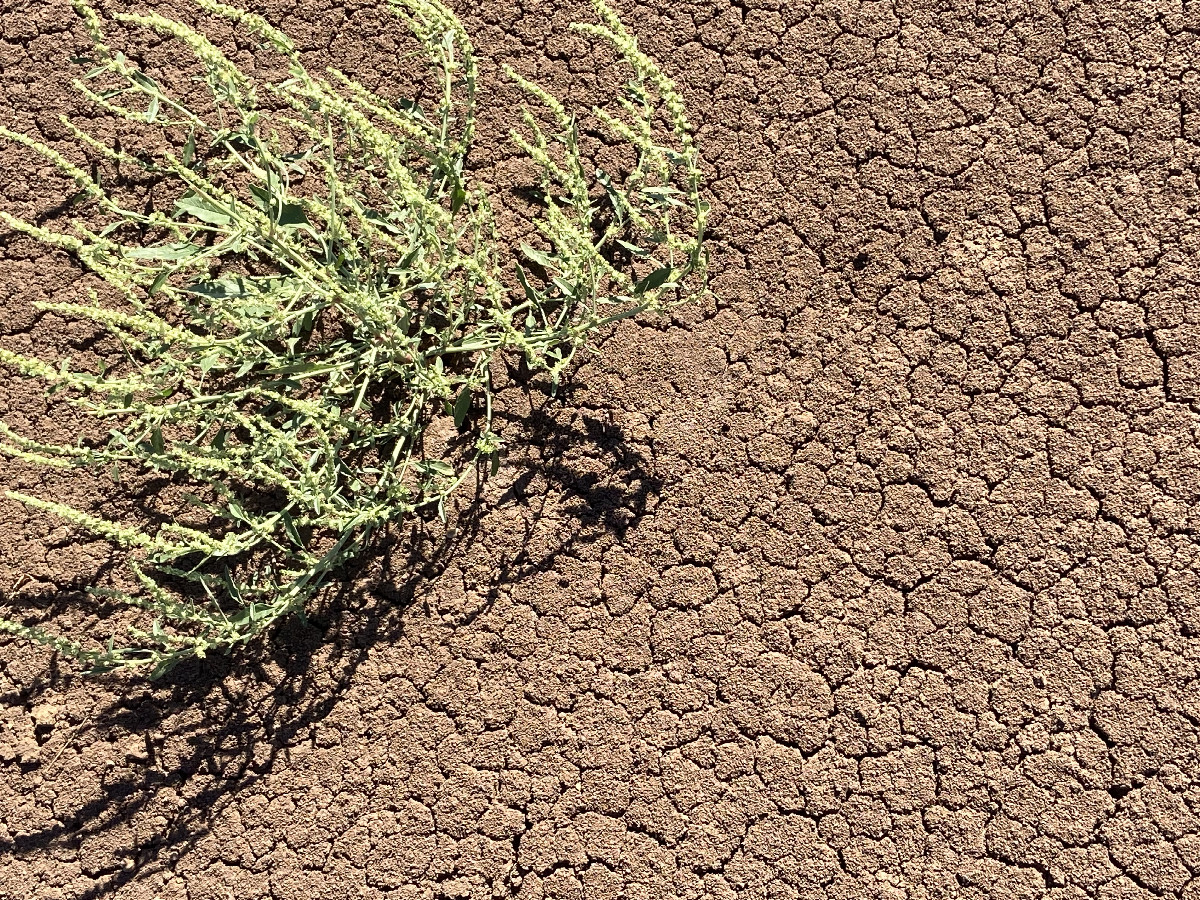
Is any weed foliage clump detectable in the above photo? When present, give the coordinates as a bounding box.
[0,0,707,675]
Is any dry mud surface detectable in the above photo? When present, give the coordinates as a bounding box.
[2,0,1200,897]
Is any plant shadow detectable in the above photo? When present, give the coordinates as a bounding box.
[0,365,664,896]
[479,358,663,580]
[0,502,478,896]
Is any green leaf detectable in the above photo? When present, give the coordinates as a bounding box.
[595,167,626,224]
[229,602,271,627]
[394,97,426,121]
[224,498,247,523]
[248,182,310,230]
[248,183,272,215]
[185,275,292,303]
[263,360,332,376]
[185,278,249,299]
[280,509,304,547]
[640,186,686,210]
[514,263,542,304]
[173,192,232,226]
[129,70,160,93]
[521,244,558,272]
[295,308,316,336]
[277,202,309,227]
[127,242,201,261]
[362,205,406,235]
[551,277,578,299]
[419,459,455,478]
[452,388,472,429]
[181,131,196,169]
[634,266,673,296]
[148,269,171,295]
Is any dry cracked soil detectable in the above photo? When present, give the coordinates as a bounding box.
[2,0,1200,897]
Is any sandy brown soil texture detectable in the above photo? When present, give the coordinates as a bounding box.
[2,0,1200,897]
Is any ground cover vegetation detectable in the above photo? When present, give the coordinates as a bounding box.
[0,0,708,676]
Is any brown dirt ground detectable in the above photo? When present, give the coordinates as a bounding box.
[2,0,1200,897]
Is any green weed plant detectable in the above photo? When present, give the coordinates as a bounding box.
[0,0,707,675]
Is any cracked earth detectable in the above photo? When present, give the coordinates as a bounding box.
[2,0,1200,897]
